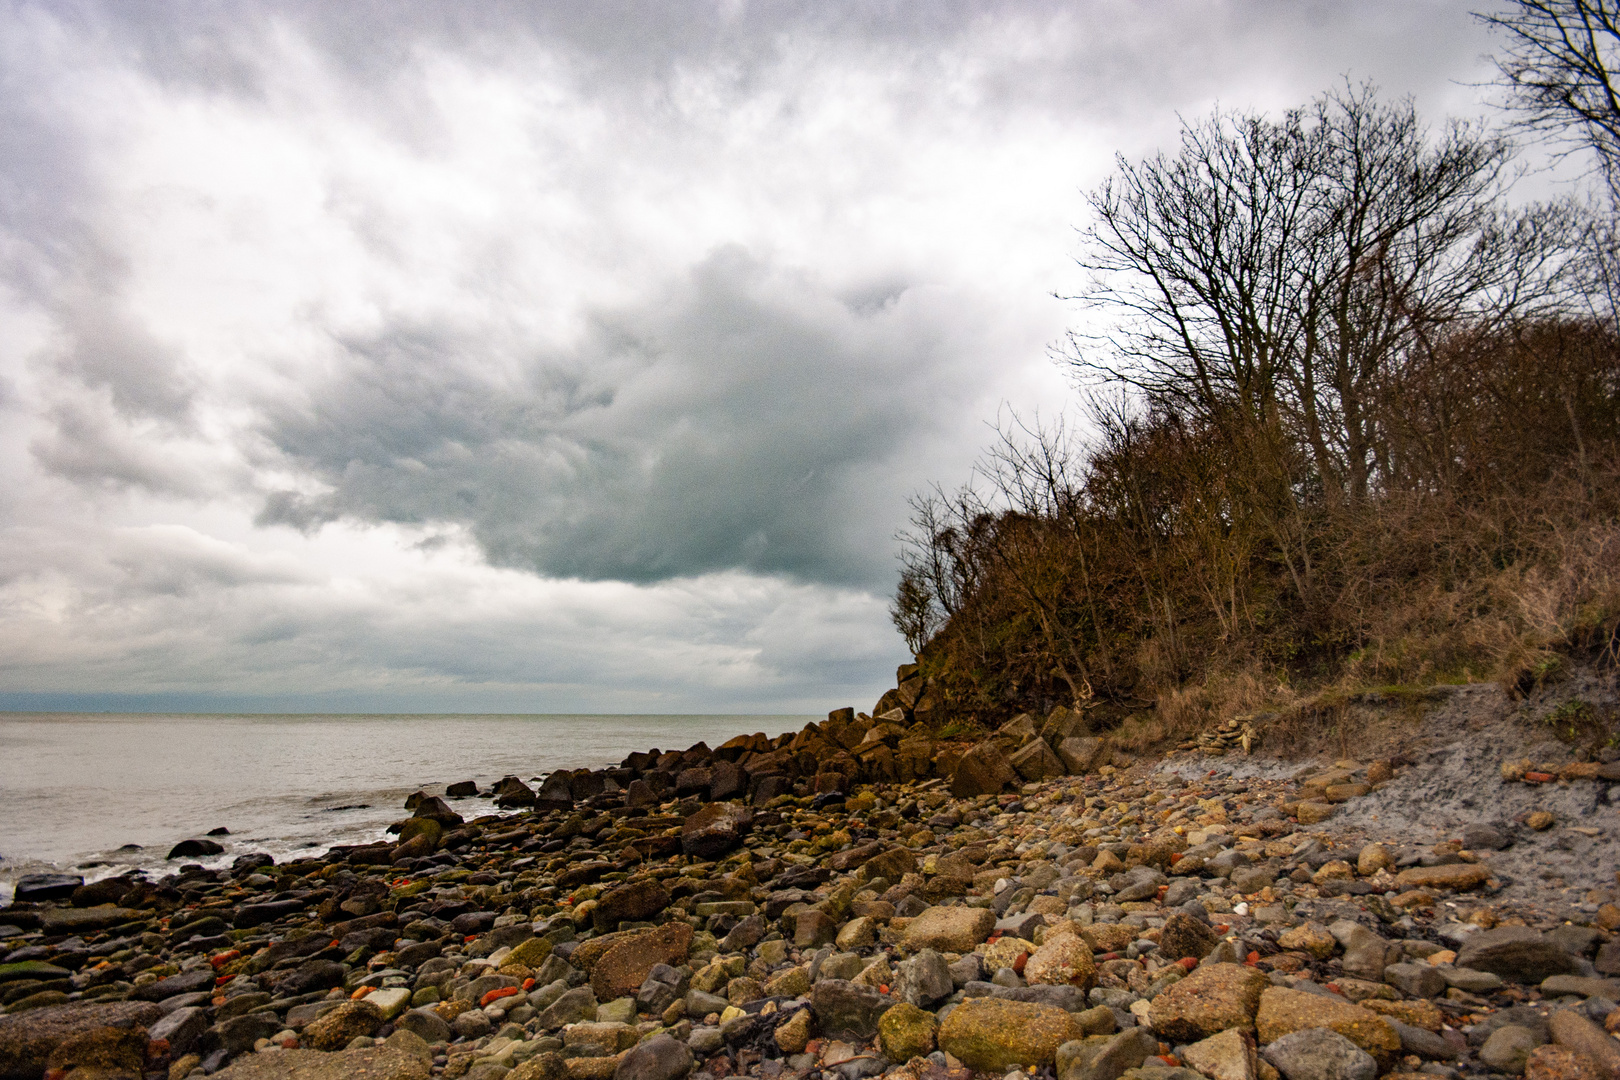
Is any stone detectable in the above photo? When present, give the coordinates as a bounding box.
[1455,926,1580,983]
[1356,844,1395,876]
[1254,989,1400,1064]
[13,873,83,902]
[1158,913,1221,962]
[809,979,886,1040]
[1526,811,1557,832]
[1010,738,1066,782]
[593,879,672,931]
[37,905,145,934]
[167,838,225,859]
[1260,1028,1377,1080]
[1393,864,1490,892]
[1148,963,1271,1043]
[209,1046,431,1080]
[395,1008,451,1044]
[44,1025,149,1074]
[1461,823,1511,850]
[210,1012,283,1055]
[150,1005,209,1057]
[1435,965,1502,993]
[538,986,599,1031]
[1057,737,1107,775]
[1479,1025,1539,1073]
[1383,963,1445,999]
[836,916,877,950]
[1548,1009,1620,1077]
[937,997,1078,1072]
[951,740,1019,797]
[132,967,217,1002]
[895,949,955,1007]
[1181,1028,1258,1080]
[1524,1046,1605,1080]
[303,1000,386,1051]
[903,905,996,952]
[1068,1026,1159,1080]
[878,1001,939,1061]
[614,1033,694,1080]
[1025,931,1098,989]
[1277,924,1335,960]
[680,803,749,859]
[1541,976,1620,998]
[773,1008,812,1054]
[591,923,693,1001]
[364,987,412,1019]
[0,1000,160,1080]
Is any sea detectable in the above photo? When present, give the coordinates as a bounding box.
[0,713,810,902]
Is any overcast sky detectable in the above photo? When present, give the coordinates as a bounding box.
[0,0,1529,713]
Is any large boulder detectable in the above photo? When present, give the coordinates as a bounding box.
[591,922,694,1001]
[592,879,672,931]
[1056,736,1108,775]
[950,740,1019,797]
[680,803,749,859]
[614,1033,695,1080]
[903,906,996,952]
[809,979,888,1040]
[938,997,1077,1072]
[1260,1028,1377,1080]
[1147,963,1270,1043]
[0,1000,160,1080]
[1254,988,1401,1064]
[1009,738,1065,781]
[210,1045,431,1079]
[302,1000,385,1051]
[1455,926,1581,984]
[1023,930,1097,989]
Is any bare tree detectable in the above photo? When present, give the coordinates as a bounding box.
[1479,1,1620,191]
[1066,83,1578,507]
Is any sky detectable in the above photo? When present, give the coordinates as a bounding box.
[0,0,1533,713]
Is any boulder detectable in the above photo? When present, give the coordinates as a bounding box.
[614,1033,695,1080]
[592,879,672,931]
[43,1025,149,1075]
[680,803,749,859]
[591,922,694,1001]
[167,838,224,859]
[1524,1045,1607,1080]
[1158,912,1221,962]
[1061,1026,1160,1080]
[1393,863,1490,891]
[210,1046,431,1079]
[1254,988,1401,1064]
[0,1000,160,1080]
[937,997,1078,1072]
[13,873,83,902]
[1548,1009,1620,1077]
[1260,1028,1377,1080]
[1456,926,1581,983]
[1024,931,1098,989]
[878,1001,940,1061]
[1479,1025,1539,1073]
[903,905,996,952]
[951,740,1019,797]
[894,949,954,1007]
[1181,1028,1259,1080]
[1009,738,1065,781]
[1056,736,1108,775]
[302,1000,386,1051]
[492,776,538,807]
[1148,963,1270,1043]
[809,979,887,1040]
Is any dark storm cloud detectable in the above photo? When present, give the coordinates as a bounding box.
[257,247,967,586]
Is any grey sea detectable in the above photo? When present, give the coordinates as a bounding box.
[0,712,808,901]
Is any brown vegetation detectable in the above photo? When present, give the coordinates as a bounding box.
[892,86,1620,750]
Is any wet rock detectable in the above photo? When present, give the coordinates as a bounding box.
[1010,738,1065,782]
[150,1004,209,1056]
[1147,963,1270,1043]
[1393,864,1490,891]
[43,1024,149,1075]
[493,775,538,807]
[773,1009,812,1054]
[1057,737,1108,775]
[395,1007,451,1044]
[1260,1028,1377,1080]
[538,985,599,1030]
[1066,1026,1159,1080]
[1383,963,1445,999]
[132,967,217,1002]
[167,838,225,859]
[1455,926,1581,983]
[13,873,83,902]
[937,997,1078,1072]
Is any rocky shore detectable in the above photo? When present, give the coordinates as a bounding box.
[2,673,1618,1080]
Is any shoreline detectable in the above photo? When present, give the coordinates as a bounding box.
[0,694,1617,1080]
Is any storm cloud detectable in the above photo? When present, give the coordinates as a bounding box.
[0,0,1515,710]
